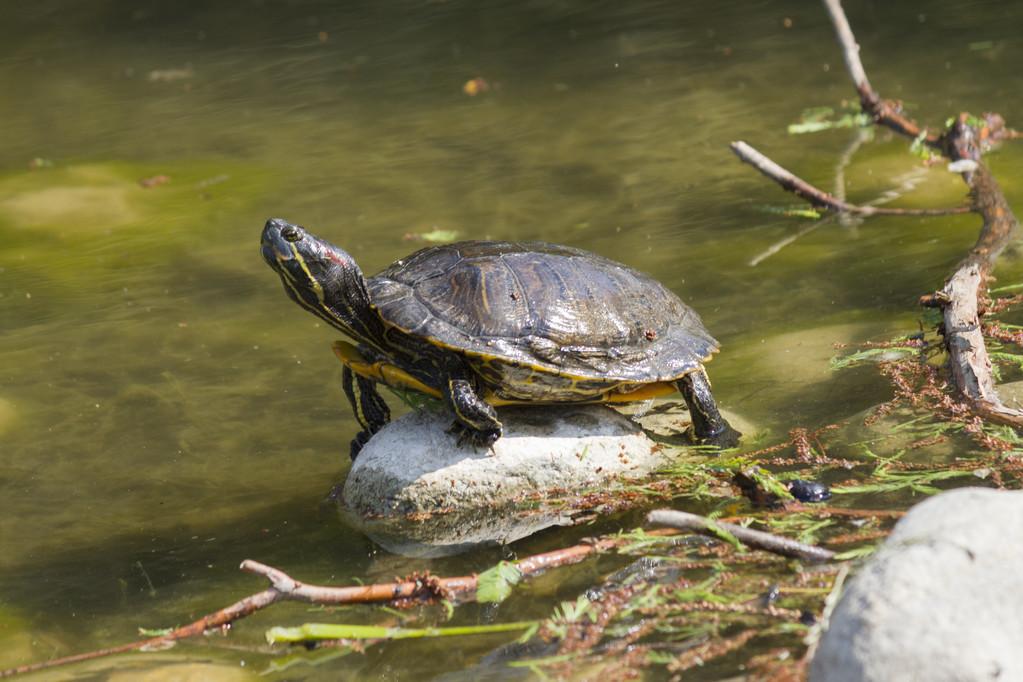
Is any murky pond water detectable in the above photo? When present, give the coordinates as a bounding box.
[2,0,1022,679]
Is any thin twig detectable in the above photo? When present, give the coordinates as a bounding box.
[750,126,902,267]
[822,0,941,146]
[821,0,873,102]
[240,559,479,603]
[646,509,836,563]
[731,141,969,216]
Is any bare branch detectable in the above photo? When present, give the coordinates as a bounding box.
[933,163,1023,427]
[822,0,941,146]
[647,509,836,563]
[821,0,874,104]
[240,559,479,604]
[731,141,969,217]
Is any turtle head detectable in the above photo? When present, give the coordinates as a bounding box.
[261,218,382,344]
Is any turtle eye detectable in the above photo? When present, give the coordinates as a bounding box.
[281,225,303,242]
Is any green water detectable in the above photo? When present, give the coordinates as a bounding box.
[2,0,1022,678]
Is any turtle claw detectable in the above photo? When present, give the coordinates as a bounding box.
[447,422,501,450]
[695,424,742,450]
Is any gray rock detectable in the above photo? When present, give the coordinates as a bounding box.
[810,487,1023,682]
[341,402,752,556]
[344,405,654,516]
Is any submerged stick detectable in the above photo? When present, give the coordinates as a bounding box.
[730,141,969,217]
[240,559,479,603]
[646,509,836,563]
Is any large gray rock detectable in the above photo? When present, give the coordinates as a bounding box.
[810,487,1023,682]
[344,404,662,518]
[340,402,752,556]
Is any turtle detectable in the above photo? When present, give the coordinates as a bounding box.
[260,218,740,459]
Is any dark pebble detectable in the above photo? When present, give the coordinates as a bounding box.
[788,479,832,503]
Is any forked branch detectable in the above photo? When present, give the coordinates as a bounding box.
[735,0,1023,426]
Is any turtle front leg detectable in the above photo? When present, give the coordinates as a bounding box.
[342,366,391,460]
[444,377,503,449]
[676,369,741,449]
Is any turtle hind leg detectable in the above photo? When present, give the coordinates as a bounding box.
[676,369,741,449]
[342,366,391,460]
[445,377,502,449]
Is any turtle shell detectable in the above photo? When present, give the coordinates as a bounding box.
[367,241,718,383]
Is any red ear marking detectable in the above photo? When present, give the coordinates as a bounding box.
[325,251,348,266]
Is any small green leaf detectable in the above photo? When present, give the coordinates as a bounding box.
[788,109,870,134]
[704,519,743,552]
[138,626,173,637]
[738,465,795,501]
[475,560,523,603]
[555,594,593,623]
[754,204,822,219]
[782,208,824,219]
[909,129,939,160]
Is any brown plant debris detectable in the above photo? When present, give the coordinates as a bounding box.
[667,629,758,675]
[391,571,450,607]
[872,359,1018,452]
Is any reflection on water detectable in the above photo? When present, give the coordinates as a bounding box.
[1,0,1021,677]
